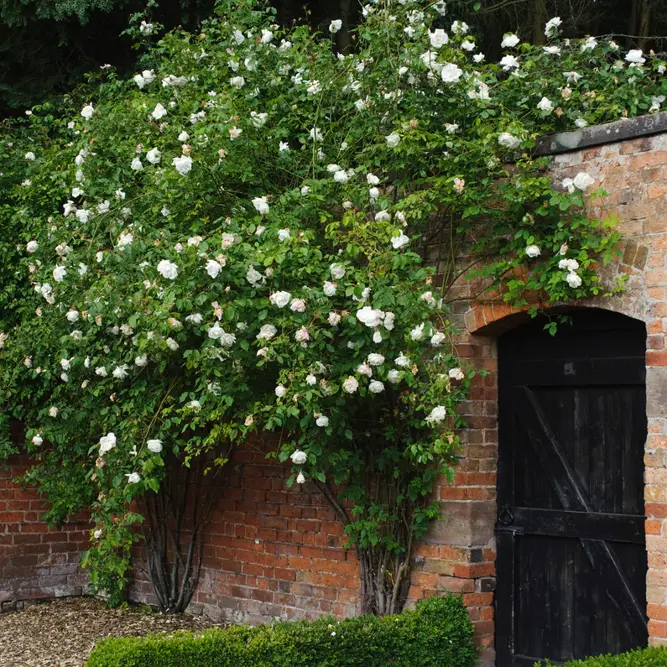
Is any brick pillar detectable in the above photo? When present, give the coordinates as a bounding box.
[407,317,499,666]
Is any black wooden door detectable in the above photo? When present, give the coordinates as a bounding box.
[496,309,648,666]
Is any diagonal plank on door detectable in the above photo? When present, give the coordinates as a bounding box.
[516,386,647,645]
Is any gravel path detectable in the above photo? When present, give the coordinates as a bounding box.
[0,596,225,666]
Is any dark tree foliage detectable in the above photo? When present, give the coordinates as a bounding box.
[1,0,666,115]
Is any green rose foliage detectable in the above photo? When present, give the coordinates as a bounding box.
[0,0,665,603]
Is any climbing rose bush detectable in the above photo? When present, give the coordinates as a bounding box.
[0,0,665,608]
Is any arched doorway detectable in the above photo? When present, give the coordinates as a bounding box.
[495,309,648,666]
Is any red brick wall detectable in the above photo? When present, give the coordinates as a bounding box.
[0,456,89,610]
[129,442,359,623]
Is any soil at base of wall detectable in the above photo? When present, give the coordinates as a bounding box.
[0,596,225,667]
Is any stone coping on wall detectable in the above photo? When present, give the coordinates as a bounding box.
[534,111,667,156]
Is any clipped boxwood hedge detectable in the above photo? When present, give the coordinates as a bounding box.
[86,596,474,667]
[543,647,667,666]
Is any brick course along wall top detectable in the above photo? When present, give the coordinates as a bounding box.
[2,114,667,667]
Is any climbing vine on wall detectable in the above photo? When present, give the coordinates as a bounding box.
[0,0,665,612]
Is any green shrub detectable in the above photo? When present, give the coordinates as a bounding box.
[86,596,475,667]
[541,647,667,666]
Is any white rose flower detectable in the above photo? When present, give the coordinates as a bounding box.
[279,141,290,152]
[257,324,278,341]
[395,354,410,368]
[498,132,521,149]
[290,298,307,313]
[80,104,94,120]
[342,376,359,394]
[126,472,141,484]
[66,310,80,323]
[112,365,129,380]
[25,151,36,161]
[328,312,341,326]
[206,259,222,279]
[329,19,343,33]
[275,384,287,398]
[247,266,263,286]
[26,240,39,253]
[166,337,179,351]
[186,313,203,325]
[566,272,582,288]
[53,265,67,282]
[451,20,468,35]
[429,29,449,49]
[425,406,447,424]
[431,331,446,347]
[385,133,401,148]
[99,432,117,455]
[219,331,236,348]
[316,415,329,427]
[330,264,346,280]
[410,323,425,341]
[367,353,385,366]
[150,103,167,120]
[306,374,317,386]
[117,232,133,248]
[501,33,520,48]
[573,172,595,191]
[369,380,384,394]
[95,366,108,377]
[525,244,541,258]
[322,281,337,297]
[93,528,103,539]
[290,449,307,465]
[545,16,562,37]
[441,63,463,83]
[135,354,148,367]
[574,118,588,128]
[357,363,373,377]
[537,97,554,113]
[295,327,310,343]
[270,291,292,308]
[187,400,201,411]
[146,147,161,164]
[581,36,597,51]
[559,259,580,272]
[387,369,401,384]
[296,472,306,484]
[145,439,162,453]
[356,306,384,328]
[32,434,43,446]
[157,259,178,280]
[391,232,410,249]
[333,170,349,183]
[49,406,58,417]
[626,49,645,65]
[131,157,143,170]
[173,155,193,175]
[500,55,520,71]
[449,367,465,381]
